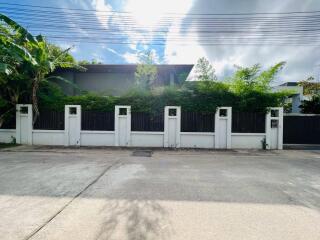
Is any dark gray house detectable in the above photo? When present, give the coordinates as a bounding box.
[54,64,194,96]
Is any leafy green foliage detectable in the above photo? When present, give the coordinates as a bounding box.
[134,51,157,90]
[0,14,81,125]
[300,94,320,114]
[78,59,102,65]
[299,76,320,96]
[37,80,288,114]
[228,62,286,94]
[194,57,217,81]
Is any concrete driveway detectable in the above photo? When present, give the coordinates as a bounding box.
[0,147,320,240]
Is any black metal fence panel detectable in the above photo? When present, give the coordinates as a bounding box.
[34,111,65,130]
[131,112,164,132]
[81,111,115,131]
[284,115,320,144]
[0,112,15,129]
[232,112,265,133]
[181,112,215,132]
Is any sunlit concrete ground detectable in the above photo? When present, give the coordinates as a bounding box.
[0,147,319,240]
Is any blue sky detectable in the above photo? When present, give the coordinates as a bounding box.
[2,0,320,83]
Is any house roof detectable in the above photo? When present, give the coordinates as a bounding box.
[55,64,194,74]
[279,82,299,87]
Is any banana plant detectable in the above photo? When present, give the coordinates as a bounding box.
[0,14,84,124]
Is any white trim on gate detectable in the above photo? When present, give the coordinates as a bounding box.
[64,105,81,146]
[16,104,33,145]
[114,105,131,146]
[164,106,181,148]
[265,107,283,150]
[215,107,232,149]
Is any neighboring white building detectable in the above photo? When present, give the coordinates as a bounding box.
[272,82,304,113]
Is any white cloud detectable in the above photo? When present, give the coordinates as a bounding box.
[122,52,138,63]
[91,0,114,29]
[164,0,320,83]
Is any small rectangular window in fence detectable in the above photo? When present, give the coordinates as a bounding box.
[181,112,215,132]
[34,111,65,130]
[131,112,164,132]
[0,112,16,129]
[81,111,115,131]
[232,112,265,133]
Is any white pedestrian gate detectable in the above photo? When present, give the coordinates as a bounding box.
[215,107,232,149]
[65,105,81,146]
[164,106,181,148]
[16,104,32,144]
[115,106,131,146]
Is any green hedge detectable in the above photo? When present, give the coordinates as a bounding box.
[38,81,288,113]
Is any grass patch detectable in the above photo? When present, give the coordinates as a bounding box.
[0,143,18,149]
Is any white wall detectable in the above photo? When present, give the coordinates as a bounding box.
[0,105,284,149]
[231,133,265,149]
[80,131,115,146]
[131,132,164,147]
[180,133,215,148]
[0,129,16,143]
[32,130,64,145]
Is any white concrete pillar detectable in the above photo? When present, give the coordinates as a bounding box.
[16,104,33,145]
[114,106,131,147]
[215,107,232,149]
[265,107,283,150]
[164,106,181,148]
[64,105,81,146]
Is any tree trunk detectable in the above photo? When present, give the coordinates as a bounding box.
[32,79,39,125]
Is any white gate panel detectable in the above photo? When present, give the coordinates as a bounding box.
[168,118,177,147]
[16,104,32,144]
[115,106,131,147]
[219,119,227,148]
[266,107,283,150]
[64,105,81,146]
[215,107,232,149]
[164,106,181,148]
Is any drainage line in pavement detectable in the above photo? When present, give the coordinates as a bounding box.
[23,160,122,240]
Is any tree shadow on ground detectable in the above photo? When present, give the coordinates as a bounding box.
[95,200,173,240]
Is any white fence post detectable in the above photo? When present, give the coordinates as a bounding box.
[265,107,283,150]
[215,107,232,149]
[16,104,33,145]
[114,106,131,147]
[164,106,181,148]
[64,105,81,146]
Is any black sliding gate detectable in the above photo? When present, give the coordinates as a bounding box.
[283,115,320,144]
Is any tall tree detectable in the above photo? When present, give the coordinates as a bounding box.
[298,76,320,96]
[194,57,217,81]
[134,50,158,90]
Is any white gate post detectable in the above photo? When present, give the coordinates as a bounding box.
[265,107,283,150]
[114,106,131,147]
[16,104,33,145]
[215,107,232,149]
[64,105,81,146]
[164,106,181,148]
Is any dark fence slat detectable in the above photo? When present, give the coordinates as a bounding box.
[81,111,114,131]
[34,111,65,130]
[131,112,164,132]
[181,112,215,132]
[0,112,16,129]
[284,115,320,144]
[232,112,265,133]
